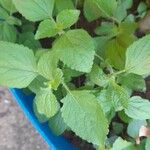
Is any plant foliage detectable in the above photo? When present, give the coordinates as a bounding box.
[0,0,150,149]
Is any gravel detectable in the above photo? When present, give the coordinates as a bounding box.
[0,87,50,150]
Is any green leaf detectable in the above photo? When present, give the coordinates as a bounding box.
[18,32,41,50]
[125,35,150,76]
[119,22,137,35]
[35,19,58,39]
[38,51,58,80]
[37,51,62,90]
[105,39,126,70]
[56,9,80,29]
[61,90,108,146]
[137,139,147,150]
[22,21,35,33]
[53,29,95,73]
[95,22,118,37]
[125,14,135,22]
[105,23,136,70]
[54,0,75,14]
[35,48,48,62]
[118,73,146,92]
[118,110,132,123]
[125,96,150,120]
[97,84,129,112]
[114,0,133,22]
[50,69,63,90]
[84,0,102,22]
[89,65,108,87]
[6,16,22,26]
[0,22,17,42]
[111,137,134,150]
[0,6,9,20]
[137,2,147,15]
[145,137,150,150]
[0,0,16,13]
[34,88,60,122]
[12,0,55,21]
[63,67,83,83]
[49,111,67,135]
[127,120,147,138]
[84,0,117,22]
[28,76,47,94]
[93,36,108,57]
[0,42,37,88]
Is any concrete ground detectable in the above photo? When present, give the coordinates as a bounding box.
[0,87,50,150]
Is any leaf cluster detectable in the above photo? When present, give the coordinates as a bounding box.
[0,0,150,149]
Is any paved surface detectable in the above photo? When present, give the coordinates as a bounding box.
[0,87,50,150]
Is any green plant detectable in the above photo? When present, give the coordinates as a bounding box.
[0,0,150,149]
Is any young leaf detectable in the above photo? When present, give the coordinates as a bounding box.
[127,120,147,138]
[125,35,150,76]
[0,42,37,88]
[28,76,47,94]
[37,51,62,90]
[84,0,117,22]
[97,84,129,112]
[125,96,150,120]
[118,73,146,92]
[12,0,55,21]
[56,9,80,29]
[95,22,118,37]
[0,22,17,42]
[61,90,108,146]
[35,19,58,39]
[137,2,147,15]
[53,29,95,73]
[34,88,60,122]
[37,51,58,80]
[114,0,133,22]
[49,111,68,135]
[89,65,108,87]
[111,137,134,150]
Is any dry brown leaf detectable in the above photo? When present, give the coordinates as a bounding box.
[139,126,150,137]
[139,11,150,32]
[136,126,150,144]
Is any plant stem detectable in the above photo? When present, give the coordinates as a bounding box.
[62,81,81,106]
[62,81,72,95]
[97,145,105,150]
[75,0,78,8]
[95,53,104,62]
[112,69,127,76]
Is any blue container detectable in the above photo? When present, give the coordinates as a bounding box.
[10,88,77,150]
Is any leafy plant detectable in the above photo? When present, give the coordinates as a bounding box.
[0,0,150,149]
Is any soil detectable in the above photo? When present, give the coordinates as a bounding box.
[63,131,95,150]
